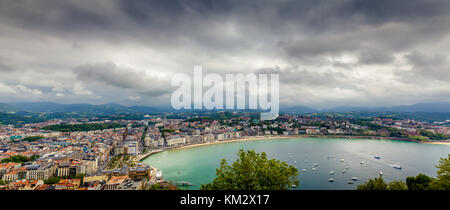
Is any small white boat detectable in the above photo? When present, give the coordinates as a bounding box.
[351,177,358,181]
[379,171,383,175]
[302,169,306,172]
[330,171,334,174]
[328,178,335,182]
[341,170,346,173]
[339,158,344,162]
[330,155,334,158]
[348,181,354,184]
[360,161,365,164]
[155,170,163,180]
[292,184,297,188]
[294,161,297,163]
[314,163,318,166]
[312,168,316,171]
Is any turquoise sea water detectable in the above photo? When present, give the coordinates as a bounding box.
[142,138,450,190]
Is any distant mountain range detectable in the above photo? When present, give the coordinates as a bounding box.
[0,103,23,113]
[0,101,449,114]
[281,102,450,113]
[280,105,318,113]
[0,102,163,114]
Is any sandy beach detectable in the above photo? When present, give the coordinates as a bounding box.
[167,136,292,151]
[426,141,450,145]
[144,135,449,159]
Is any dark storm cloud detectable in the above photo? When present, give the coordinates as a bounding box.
[118,0,450,29]
[74,62,173,96]
[358,49,395,65]
[257,66,352,88]
[278,18,450,62]
[75,62,146,90]
[0,0,449,107]
[0,1,115,32]
[1,0,448,37]
[0,60,13,72]
[405,51,450,81]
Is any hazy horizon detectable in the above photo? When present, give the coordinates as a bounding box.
[2,100,450,112]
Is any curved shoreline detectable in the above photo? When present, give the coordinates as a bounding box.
[140,135,449,161]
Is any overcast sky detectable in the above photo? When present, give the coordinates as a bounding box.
[0,0,449,109]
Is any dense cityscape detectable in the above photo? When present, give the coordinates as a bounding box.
[1,111,448,190]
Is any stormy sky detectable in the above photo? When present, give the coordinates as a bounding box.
[0,0,449,109]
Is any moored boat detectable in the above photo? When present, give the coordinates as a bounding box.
[392,165,402,170]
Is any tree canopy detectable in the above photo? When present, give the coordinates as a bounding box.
[1,155,39,164]
[430,154,450,190]
[356,175,388,190]
[406,174,433,190]
[21,136,44,142]
[43,122,124,132]
[387,180,408,190]
[200,149,299,190]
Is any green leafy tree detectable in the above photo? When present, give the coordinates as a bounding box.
[1,155,38,164]
[356,175,387,190]
[406,174,432,190]
[387,180,408,190]
[44,177,60,185]
[43,123,124,132]
[148,183,177,190]
[430,154,450,190]
[201,149,299,190]
[22,136,44,142]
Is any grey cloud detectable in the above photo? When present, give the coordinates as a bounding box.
[74,62,173,96]
[0,0,449,107]
[258,66,352,88]
[405,51,450,81]
[0,61,12,72]
[358,49,395,65]
[279,19,450,62]
[0,1,116,31]
[118,0,450,32]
